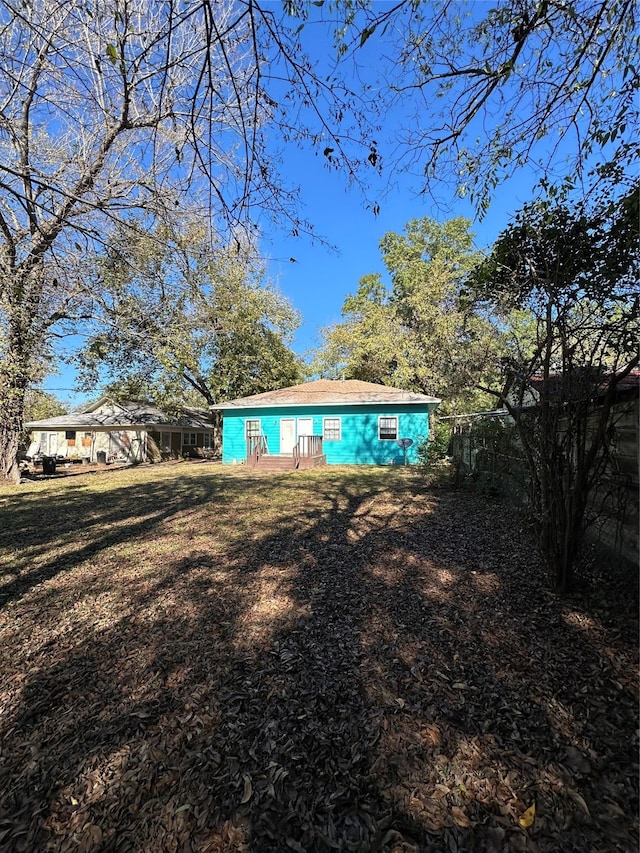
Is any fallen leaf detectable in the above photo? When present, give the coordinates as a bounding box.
[452,805,473,828]
[78,824,103,853]
[518,804,536,828]
[241,774,253,804]
[568,789,590,816]
[565,746,591,774]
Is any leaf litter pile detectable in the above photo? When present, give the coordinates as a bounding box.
[0,464,637,852]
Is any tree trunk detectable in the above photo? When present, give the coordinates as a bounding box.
[211,410,222,455]
[0,267,42,484]
[0,366,28,484]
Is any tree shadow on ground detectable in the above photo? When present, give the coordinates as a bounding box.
[0,469,277,606]
[0,467,637,852]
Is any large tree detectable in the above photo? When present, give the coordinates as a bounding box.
[0,1,220,480]
[2,0,636,483]
[77,221,303,408]
[314,217,502,413]
[471,186,639,592]
[0,0,375,482]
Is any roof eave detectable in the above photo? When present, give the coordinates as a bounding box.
[211,398,441,410]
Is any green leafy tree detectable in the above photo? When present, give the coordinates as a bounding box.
[19,390,68,450]
[471,186,639,592]
[77,221,303,409]
[314,217,502,413]
[23,391,68,423]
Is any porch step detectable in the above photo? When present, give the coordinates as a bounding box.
[296,454,327,469]
[250,454,326,471]
[251,454,295,470]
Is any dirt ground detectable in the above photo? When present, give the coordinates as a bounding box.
[0,464,637,851]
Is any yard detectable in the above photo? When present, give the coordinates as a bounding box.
[0,463,637,852]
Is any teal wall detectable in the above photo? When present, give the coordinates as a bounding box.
[221,404,432,465]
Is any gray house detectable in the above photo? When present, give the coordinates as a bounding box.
[25,398,216,464]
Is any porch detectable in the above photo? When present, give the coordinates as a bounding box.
[247,435,326,470]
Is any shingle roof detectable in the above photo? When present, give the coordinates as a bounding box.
[525,368,639,401]
[25,400,213,430]
[212,379,441,410]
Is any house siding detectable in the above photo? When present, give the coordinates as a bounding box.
[27,400,216,464]
[31,428,149,463]
[221,404,431,465]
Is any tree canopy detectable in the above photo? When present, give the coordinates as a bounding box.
[469,186,639,591]
[313,217,505,413]
[1,0,637,481]
[77,222,303,409]
[327,0,638,208]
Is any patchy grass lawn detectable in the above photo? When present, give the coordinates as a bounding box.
[0,462,637,852]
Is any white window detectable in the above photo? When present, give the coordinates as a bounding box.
[323,418,341,441]
[245,419,261,438]
[183,432,197,446]
[379,416,398,440]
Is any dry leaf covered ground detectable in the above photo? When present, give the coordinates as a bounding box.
[0,463,637,852]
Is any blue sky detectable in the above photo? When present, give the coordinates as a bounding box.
[39,3,573,406]
[43,157,538,407]
[239,1,572,361]
[261,145,540,359]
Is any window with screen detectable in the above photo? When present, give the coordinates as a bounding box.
[379,416,398,440]
[245,419,261,438]
[323,418,341,441]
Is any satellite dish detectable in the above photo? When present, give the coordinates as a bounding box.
[396,437,413,466]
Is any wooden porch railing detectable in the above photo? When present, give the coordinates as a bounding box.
[248,434,324,468]
[247,434,268,466]
[293,435,323,467]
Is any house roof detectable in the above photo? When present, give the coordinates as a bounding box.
[528,369,638,393]
[25,400,213,431]
[506,368,639,405]
[211,379,441,410]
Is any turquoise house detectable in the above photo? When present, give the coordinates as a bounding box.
[212,379,441,468]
